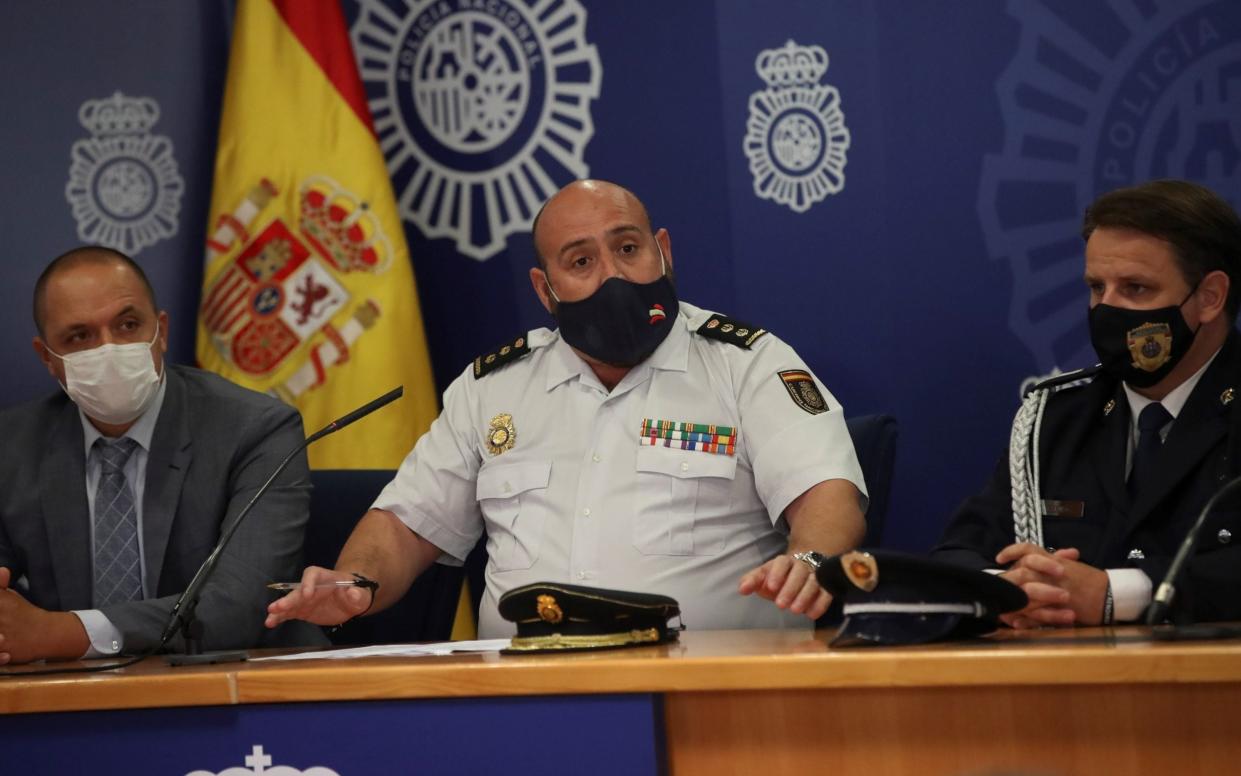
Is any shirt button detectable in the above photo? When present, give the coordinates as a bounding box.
[502,482,512,494]
[680,461,689,472]
[1219,529,1233,545]
[111,640,120,651]
[582,507,591,517]
[576,571,587,580]
[592,453,601,463]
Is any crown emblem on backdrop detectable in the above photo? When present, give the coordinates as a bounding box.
[744,38,851,213]
[298,178,392,274]
[64,91,183,255]
[77,91,160,136]
[184,744,342,776]
[755,40,829,88]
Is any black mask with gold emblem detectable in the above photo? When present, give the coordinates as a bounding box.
[1088,289,1199,388]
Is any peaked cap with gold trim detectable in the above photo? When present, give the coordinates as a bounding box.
[498,582,681,652]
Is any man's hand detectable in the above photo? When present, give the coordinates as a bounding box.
[738,554,831,620]
[264,566,374,629]
[735,479,864,621]
[0,567,90,665]
[995,543,1109,629]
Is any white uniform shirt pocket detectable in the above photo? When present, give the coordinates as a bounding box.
[633,446,738,556]
[476,461,551,571]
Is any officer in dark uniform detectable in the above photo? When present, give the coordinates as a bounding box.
[935,179,1241,628]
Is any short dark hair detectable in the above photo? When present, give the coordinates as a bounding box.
[33,246,158,336]
[1082,179,1241,320]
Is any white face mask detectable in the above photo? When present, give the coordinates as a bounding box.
[45,326,163,426]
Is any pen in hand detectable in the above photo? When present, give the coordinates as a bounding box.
[267,580,369,591]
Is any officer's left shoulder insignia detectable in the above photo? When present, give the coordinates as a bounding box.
[696,314,768,348]
[473,333,531,379]
[778,369,830,415]
[1023,364,1103,397]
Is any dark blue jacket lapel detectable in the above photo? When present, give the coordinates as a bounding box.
[1127,342,1236,528]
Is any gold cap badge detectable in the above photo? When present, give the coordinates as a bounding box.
[841,551,878,592]
[536,594,563,624]
[486,413,516,456]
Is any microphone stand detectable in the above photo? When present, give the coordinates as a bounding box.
[1146,471,1241,641]
[161,387,403,666]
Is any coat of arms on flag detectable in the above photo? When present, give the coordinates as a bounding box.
[200,175,391,402]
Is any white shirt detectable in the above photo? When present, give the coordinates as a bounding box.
[374,302,867,638]
[1108,349,1220,621]
[71,378,167,657]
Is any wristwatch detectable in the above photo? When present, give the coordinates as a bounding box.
[792,550,827,572]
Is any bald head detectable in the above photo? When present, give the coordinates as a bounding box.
[531,180,653,268]
[33,246,157,336]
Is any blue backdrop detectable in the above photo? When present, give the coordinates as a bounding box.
[2,0,1238,554]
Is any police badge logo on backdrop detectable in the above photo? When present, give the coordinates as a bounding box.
[980,0,1241,380]
[64,92,184,256]
[744,40,850,213]
[350,0,602,260]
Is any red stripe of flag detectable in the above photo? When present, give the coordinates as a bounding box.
[271,0,374,135]
[205,275,249,331]
[202,267,244,315]
[218,306,249,334]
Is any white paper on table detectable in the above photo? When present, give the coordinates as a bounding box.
[249,638,511,662]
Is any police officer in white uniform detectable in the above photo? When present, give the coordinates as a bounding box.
[267,180,867,637]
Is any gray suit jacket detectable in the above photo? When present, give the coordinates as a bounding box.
[0,364,326,652]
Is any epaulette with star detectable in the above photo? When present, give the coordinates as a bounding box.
[695,314,768,349]
[473,333,531,379]
[1023,364,1103,397]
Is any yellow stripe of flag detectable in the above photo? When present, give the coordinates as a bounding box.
[197,0,437,470]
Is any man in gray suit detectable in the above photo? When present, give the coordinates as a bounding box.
[0,246,323,664]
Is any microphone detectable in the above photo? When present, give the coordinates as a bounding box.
[1145,470,1241,630]
[160,386,403,665]
[303,387,404,445]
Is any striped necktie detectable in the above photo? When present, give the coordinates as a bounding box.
[93,437,143,607]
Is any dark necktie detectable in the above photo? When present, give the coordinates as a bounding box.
[1128,402,1172,498]
[93,437,143,607]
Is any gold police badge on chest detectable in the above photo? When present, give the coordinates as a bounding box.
[486,413,517,456]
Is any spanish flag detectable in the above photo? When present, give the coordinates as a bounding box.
[197,0,437,471]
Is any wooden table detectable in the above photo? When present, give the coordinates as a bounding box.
[3,627,1240,775]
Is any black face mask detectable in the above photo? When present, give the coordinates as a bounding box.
[551,273,679,368]
[1088,290,1199,388]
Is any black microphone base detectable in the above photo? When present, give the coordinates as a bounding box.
[165,650,248,667]
[1151,623,1241,642]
